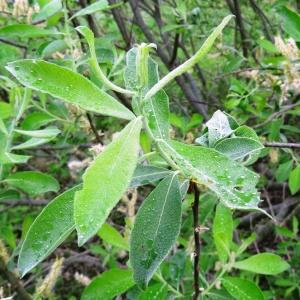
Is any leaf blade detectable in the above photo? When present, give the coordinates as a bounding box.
[130,173,182,288]
[81,268,135,300]
[5,171,59,195]
[18,185,81,276]
[222,277,265,300]
[74,117,142,245]
[233,253,290,275]
[6,60,134,120]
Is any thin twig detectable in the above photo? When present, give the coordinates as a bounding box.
[254,101,300,128]
[264,142,300,149]
[192,181,200,300]
[86,112,102,143]
[0,37,27,49]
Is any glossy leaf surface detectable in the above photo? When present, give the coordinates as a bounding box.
[215,137,263,161]
[130,173,182,288]
[233,253,290,275]
[75,118,142,245]
[6,60,134,120]
[222,277,265,300]
[5,171,59,195]
[18,185,81,276]
[159,140,261,210]
[81,268,135,300]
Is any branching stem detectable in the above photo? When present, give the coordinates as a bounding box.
[192,181,200,300]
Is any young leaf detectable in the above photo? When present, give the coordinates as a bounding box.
[0,24,61,38]
[18,185,81,276]
[215,137,263,162]
[233,253,290,275]
[206,110,233,146]
[159,140,262,211]
[129,164,172,188]
[125,47,169,140]
[222,277,265,300]
[138,283,168,300]
[213,203,233,262]
[98,223,129,250]
[130,173,182,288]
[74,117,142,246]
[6,60,134,120]
[288,165,300,195]
[4,171,59,195]
[81,268,135,300]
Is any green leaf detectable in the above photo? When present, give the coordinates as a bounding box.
[125,47,169,140]
[75,117,142,246]
[98,223,129,250]
[0,24,61,38]
[11,137,54,150]
[289,165,300,195]
[18,185,81,276]
[33,0,62,22]
[138,283,168,300]
[215,137,263,163]
[276,160,293,183]
[130,173,182,288]
[0,117,8,135]
[0,152,30,164]
[222,277,265,300]
[41,40,68,58]
[71,0,109,19]
[81,268,135,300]
[195,132,209,146]
[129,164,172,188]
[206,110,233,146]
[5,171,59,195]
[233,253,290,275]
[277,6,300,41]
[234,125,260,141]
[14,126,61,138]
[159,140,262,211]
[213,203,233,262]
[21,112,55,130]
[6,60,134,120]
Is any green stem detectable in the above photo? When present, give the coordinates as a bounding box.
[201,267,227,296]
[154,272,183,298]
[143,15,233,101]
[89,57,135,95]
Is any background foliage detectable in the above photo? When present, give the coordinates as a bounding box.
[0,0,300,299]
